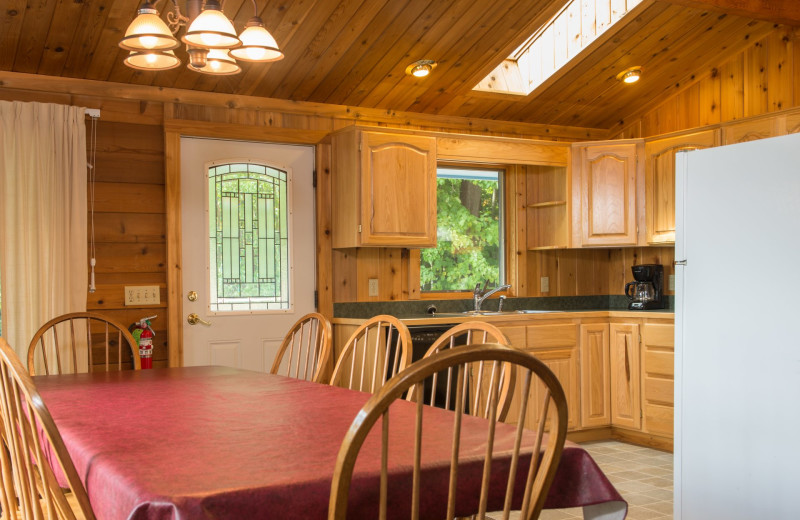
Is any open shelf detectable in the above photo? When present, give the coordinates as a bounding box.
[525,165,569,249]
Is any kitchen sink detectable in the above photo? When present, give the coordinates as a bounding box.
[431,309,554,317]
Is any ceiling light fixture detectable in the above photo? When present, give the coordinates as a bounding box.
[119,0,283,74]
[616,67,642,84]
[405,60,437,78]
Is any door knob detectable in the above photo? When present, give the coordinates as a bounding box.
[187,313,211,326]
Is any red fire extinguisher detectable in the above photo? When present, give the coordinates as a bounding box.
[130,315,157,369]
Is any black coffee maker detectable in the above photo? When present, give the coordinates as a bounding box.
[625,264,665,310]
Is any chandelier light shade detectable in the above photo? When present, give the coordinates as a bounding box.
[182,0,241,49]
[121,0,283,75]
[190,49,241,75]
[124,49,181,70]
[119,2,179,51]
[230,17,284,62]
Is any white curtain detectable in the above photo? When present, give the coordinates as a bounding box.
[0,101,88,360]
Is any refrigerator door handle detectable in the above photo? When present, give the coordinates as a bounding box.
[674,260,687,266]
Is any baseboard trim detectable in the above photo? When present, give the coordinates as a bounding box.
[567,426,673,452]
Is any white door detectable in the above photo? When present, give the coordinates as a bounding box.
[180,137,316,371]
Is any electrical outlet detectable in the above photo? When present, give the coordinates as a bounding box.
[368,278,379,297]
[124,286,160,306]
[669,274,675,291]
[540,276,550,293]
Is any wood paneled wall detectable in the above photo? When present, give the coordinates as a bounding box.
[610,26,800,138]
[87,120,169,367]
[1,73,607,363]
[0,87,169,365]
[526,247,675,297]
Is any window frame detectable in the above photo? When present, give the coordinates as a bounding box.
[419,162,512,300]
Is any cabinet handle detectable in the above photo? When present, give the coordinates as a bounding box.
[624,335,631,382]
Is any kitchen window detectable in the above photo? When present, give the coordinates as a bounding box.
[420,166,505,292]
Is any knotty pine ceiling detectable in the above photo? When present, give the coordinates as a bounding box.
[0,0,782,129]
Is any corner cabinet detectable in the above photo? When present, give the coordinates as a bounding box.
[571,140,644,247]
[609,322,641,430]
[331,127,437,248]
[579,323,611,428]
[645,129,719,244]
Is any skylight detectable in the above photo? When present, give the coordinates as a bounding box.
[474,0,642,96]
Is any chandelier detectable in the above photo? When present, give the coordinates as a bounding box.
[119,0,283,75]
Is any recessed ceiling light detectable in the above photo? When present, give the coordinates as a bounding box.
[616,66,642,84]
[405,59,437,78]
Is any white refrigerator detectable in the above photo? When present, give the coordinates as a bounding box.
[675,132,800,519]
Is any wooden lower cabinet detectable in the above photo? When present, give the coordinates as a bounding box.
[609,323,642,430]
[641,322,675,437]
[499,323,581,431]
[579,323,610,427]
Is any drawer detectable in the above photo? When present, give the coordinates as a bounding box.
[526,324,577,349]
[644,350,674,377]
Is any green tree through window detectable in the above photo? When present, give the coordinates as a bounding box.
[421,167,504,292]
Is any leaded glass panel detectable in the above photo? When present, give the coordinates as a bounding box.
[208,162,290,312]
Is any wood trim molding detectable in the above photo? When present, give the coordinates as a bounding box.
[164,115,336,365]
[164,129,183,367]
[0,71,607,141]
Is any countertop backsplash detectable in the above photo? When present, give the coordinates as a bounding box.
[333,295,674,319]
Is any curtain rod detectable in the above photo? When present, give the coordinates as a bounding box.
[85,108,100,118]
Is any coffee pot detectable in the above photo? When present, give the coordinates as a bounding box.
[625,281,655,303]
[625,264,665,310]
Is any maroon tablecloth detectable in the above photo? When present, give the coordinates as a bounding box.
[35,366,626,519]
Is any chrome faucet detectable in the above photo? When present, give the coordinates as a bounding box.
[473,280,511,311]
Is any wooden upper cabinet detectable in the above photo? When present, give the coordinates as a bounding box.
[572,140,643,247]
[331,127,437,248]
[644,129,719,245]
[722,117,780,145]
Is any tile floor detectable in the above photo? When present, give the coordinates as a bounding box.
[539,440,674,520]
[488,440,673,520]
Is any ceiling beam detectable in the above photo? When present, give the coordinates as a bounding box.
[659,0,800,26]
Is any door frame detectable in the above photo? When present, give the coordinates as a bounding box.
[164,118,332,366]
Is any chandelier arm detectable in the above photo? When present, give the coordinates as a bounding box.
[166,0,189,34]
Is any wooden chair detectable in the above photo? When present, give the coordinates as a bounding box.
[329,315,411,393]
[329,343,568,520]
[409,321,516,421]
[269,313,333,383]
[0,337,96,519]
[27,312,141,376]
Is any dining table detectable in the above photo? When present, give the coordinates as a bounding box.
[34,366,627,520]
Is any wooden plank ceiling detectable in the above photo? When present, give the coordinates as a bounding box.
[0,0,784,129]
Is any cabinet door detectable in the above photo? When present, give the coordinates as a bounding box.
[580,323,610,428]
[642,323,674,438]
[722,117,780,145]
[502,324,580,431]
[576,142,640,246]
[360,131,436,247]
[609,323,641,429]
[506,347,580,431]
[645,130,718,244]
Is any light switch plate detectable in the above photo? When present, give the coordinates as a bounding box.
[540,276,550,293]
[368,278,379,297]
[124,286,160,306]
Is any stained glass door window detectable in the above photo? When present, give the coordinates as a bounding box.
[208,162,290,312]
